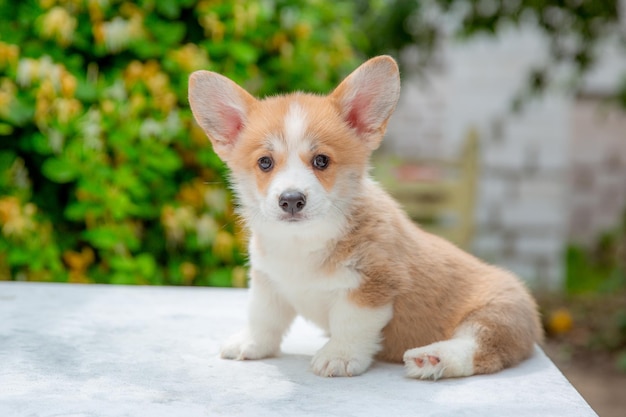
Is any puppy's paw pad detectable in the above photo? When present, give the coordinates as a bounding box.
[404,349,445,380]
[413,355,440,368]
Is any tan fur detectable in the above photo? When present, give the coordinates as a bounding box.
[189,55,543,377]
[227,94,370,194]
[322,181,542,367]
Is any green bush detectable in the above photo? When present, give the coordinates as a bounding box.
[564,208,626,371]
[566,208,626,294]
[0,0,360,285]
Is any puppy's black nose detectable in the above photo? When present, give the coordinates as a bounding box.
[279,191,306,214]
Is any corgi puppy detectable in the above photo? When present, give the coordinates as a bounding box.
[188,56,542,379]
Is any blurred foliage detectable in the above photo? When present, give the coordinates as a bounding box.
[566,208,626,294]
[1,0,623,287]
[356,0,625,108]
[0,0,360,285]
[555,208,626,371]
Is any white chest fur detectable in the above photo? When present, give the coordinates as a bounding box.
[248,228,361,331]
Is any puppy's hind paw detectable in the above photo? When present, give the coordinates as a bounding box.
[403,337,477,380]
[404,351,445,380]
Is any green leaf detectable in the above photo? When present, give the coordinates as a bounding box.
[109,255,135,272]
[148,19,186,46]
[208,268,233,287]
[6,97,33,126]
[41,157,78,183]
[7,249,32,266]
[155,0,181,19]
[0,151,16,170]
[135,253,157,278]
[74,79,98,103]
[0,123,14,135]
[110,272,140,285]
[230,42,259,65]
[82,228,119,250]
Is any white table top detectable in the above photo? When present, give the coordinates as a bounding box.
[0,282,597,417]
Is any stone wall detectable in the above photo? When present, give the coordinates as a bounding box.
[381,26,626,290]
[568,97,626,246]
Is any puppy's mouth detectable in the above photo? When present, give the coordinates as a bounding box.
[278,213,307,223]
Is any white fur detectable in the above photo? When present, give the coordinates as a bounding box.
[284,103,308,146]
[221,226,393,377]
[201,57,405,377]
[219,105,394,375]
[311,299,393,377]
[403,325,478,380]
[220,273,296,360]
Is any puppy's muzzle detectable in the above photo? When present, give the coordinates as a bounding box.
[279,190,306,215]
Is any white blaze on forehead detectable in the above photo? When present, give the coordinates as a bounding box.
[263,101,319,201]
[283,102,309,150]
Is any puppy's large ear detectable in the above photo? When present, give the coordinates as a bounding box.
[188,71,256,161]
[331,56,400,150]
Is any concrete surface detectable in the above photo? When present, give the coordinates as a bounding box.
[0,282,597,417]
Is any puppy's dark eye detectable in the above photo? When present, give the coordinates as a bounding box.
[312,154,330,170]
[258,156,273,172]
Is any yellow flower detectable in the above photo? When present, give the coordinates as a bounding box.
[213,230,234,261]
[54,97,82,124]
[293,22,311,40]
[102,14,144,53]
[547,308,573,335]
[0,79,16,116]
[16,58,39,87]
[233,2,259,36]
[0,197,36,238]
[0,197,20,224]
[231,266,248,288]
[204,187,229,214]
[146,72,169,94]
[60,70,77,97]
[37,56,63,89]
[180,261,198,284]
[195,214,218,248]
[129,92,146,115]
[199,12,225,42]
[102,17,129,52]
[120,2,141,18]
[124,60,144,85]
[170,44,210,73]
[270,32,288,51]
[0,42,19,69]
[39,0,56,10]
[100,99,115,114]
[178,179,205,209]
[142,60,160,79]
[161,205,196,245]
[38,78,56,99]
[156,92,177,114]
[93,22,105,45]
[34,102,49,125]
[87,0,104,23]
[40,6,77,47]
[191,122,209,145]
[68,270,92,284]
[63,247,95,271]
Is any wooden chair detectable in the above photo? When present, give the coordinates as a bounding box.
[373,129,479,249]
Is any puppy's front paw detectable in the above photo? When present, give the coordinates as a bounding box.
[310,342,373,377]
[220,331,278,361]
